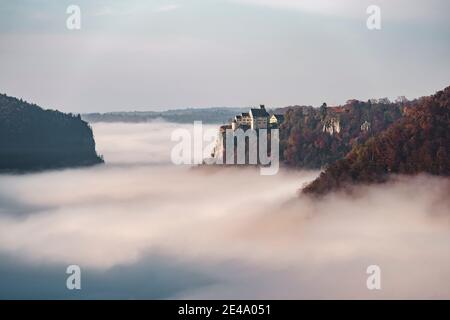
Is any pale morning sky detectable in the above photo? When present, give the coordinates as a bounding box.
[0,0,448,112]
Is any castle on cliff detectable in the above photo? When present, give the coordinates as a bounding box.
[210,105,283,162]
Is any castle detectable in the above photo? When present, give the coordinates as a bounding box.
[211,105,284,162]
[230,105,284,131]
[217,104,284,137]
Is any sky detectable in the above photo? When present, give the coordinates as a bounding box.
[0,0,449,112]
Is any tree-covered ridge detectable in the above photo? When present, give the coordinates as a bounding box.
[0,93,103,171]
[82,107,248,124]
[279,99,404,169]
[303,86,450,195]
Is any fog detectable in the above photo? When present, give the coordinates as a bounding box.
[0,122,449,299]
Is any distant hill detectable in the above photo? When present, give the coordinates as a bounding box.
[82,107,248,124]
[303,86,450,195]
[0,94,103,171]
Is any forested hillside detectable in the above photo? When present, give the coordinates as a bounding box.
[279,99,404,168]
[0,94,103,171]
[303,87,450,195]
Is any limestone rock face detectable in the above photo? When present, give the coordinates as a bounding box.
[323,117,341,135]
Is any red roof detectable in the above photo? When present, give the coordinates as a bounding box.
[331,107,345,113]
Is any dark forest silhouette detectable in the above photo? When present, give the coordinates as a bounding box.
[0,94,103,171]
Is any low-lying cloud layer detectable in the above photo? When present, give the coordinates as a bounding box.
[0,122,449,299]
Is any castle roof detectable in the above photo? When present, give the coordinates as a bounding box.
[271,114,285,122]
[331,107,345,113]
[250,108,269,118]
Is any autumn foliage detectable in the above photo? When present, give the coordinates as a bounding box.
[303,86,450,195]
[279,100,403,168]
